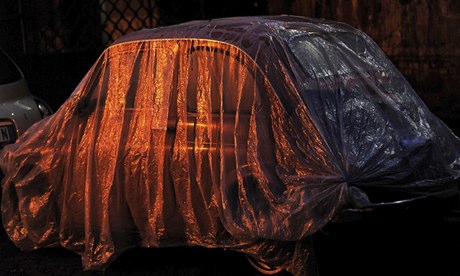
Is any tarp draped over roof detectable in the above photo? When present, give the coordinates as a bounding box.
[1,16,459,275]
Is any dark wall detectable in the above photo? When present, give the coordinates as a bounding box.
[13,52,102,112]
[160,0,267,24]
[0,0,103,112]
[0,0,24,55]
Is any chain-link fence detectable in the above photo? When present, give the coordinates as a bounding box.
[0,0,266,113]
[18,0,161,54]
[100,0,160,46]
[4,0,266,55]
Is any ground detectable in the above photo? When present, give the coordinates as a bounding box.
[0,226,268,275]
[0,199,459,276]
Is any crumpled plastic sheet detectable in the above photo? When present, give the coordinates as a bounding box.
[1,16,459,276]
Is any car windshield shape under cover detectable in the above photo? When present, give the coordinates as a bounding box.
[0,16,459,275]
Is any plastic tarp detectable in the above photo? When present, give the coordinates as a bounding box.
[1,16,459,275]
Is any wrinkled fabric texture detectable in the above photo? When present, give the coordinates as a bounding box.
[1,16,459,275]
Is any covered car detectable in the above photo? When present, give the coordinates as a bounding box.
[0,16,459,275]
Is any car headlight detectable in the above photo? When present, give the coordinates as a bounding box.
[34,98,53,118]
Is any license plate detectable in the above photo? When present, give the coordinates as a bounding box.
[0,124,17,144]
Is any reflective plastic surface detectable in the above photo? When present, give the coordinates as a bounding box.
[1,16,459,276]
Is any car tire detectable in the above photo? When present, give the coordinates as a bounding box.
[246,254,284,275]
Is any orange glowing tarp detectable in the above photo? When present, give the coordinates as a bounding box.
[1,16,459,275]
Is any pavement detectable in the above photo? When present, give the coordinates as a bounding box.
[315,202,460,276]
[0,227,269,275]
[0,200,459,276]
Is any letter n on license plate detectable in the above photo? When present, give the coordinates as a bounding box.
[0,126,12,143]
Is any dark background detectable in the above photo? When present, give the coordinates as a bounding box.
[0,0,459,275]
[1,0,459,134]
